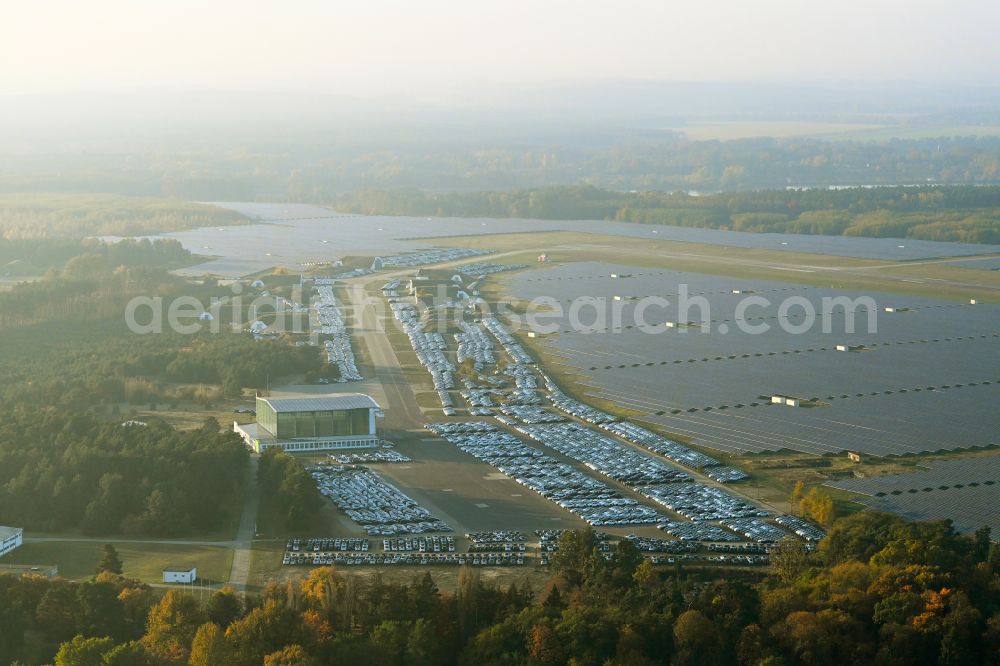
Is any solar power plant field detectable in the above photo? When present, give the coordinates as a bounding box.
[825,456,1000,535]
[507,262,1000,456]
[945,257,1000,271]
[153,202,1000,276]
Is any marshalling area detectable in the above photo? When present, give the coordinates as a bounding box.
[245,220,1000,579]
[22,204,990,587]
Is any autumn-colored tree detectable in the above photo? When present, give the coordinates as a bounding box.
[612,624,656,666]
[800,486,836,527]
[102,641,155,666]
[142,590,206,664]
[771,608,868,665]
[632,559,658,590]
[54,635,114,666]
[301,609,333,646]
[770,536,812,583]
[528,624,566,665]
[117,584,155,636]
[672,609,719,666]
[225,600,305,666]
[737,624,769,666]
[789,480,805,513]
[263,644,316,666]
[188,623,228,666]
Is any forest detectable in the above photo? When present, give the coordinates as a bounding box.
[5,135,1000,201]
[336,184,1000,244]
[0,193,246,239]
[0,239,321,409]
[0,413,247,535]
[0,238,192,277]
[0,240,322,540]
[257,449,323,531]
[0,514,997,665]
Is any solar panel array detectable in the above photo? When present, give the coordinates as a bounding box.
[826,456,1000,495]
[825,457,1000,537]
[508,262,1000,456]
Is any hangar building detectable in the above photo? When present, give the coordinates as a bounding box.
[234,393,383,453]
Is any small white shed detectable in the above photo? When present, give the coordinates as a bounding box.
[162,567,197,584]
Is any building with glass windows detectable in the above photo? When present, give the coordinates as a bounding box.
[233,393,383,453]
[0,526,22,558]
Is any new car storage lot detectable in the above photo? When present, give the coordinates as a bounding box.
[247,226,998,580]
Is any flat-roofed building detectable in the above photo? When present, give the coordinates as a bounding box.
[234,393,383,454]
[162,566,197,584]
[0,526,23,558]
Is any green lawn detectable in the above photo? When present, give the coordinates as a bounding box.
[4,541,233,584]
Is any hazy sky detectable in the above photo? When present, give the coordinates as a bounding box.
[3,0,997,99]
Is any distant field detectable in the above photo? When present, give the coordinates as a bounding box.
[672,120,1000,142]
[836,125,1000,141]
[674,120,891,141]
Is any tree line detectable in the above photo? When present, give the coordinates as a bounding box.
[0,240,321,409]
[7,135,1000,199]
[0,412,247,536]
[257,449,323,531]
[0,238,191,277]
[336,184,1000,245]
[2,513,996,665]
[0,193,245,239]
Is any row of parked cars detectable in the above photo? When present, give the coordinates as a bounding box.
[388,300,457,411]
[467,530,527,542]
[383,536,455,552]
[286,538,369,552]
[426,421,495,435]
[503,363,538,390]
[708,542,772,554]
[283,552,526,567]
[313,285,363,381]
[381,247,494,269]
[455,261,528,277]
[516,422,691,487]
[455,321,495,371]
[546,387,618,424]
[536,529,612,543]
[657,520,742,542]
[328,448,411,464]
[625,535,702,554]
[774,514,826,541]
[639,482,766,522]
[309,465,452,536]
[704,466,751,483]
[469,542,527,553]
[498,404,565,424]
[720,517,790,543]
[599,421,722,470]
[482,316,533,364]
[430,423,664,526]
[460,388,494,408]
